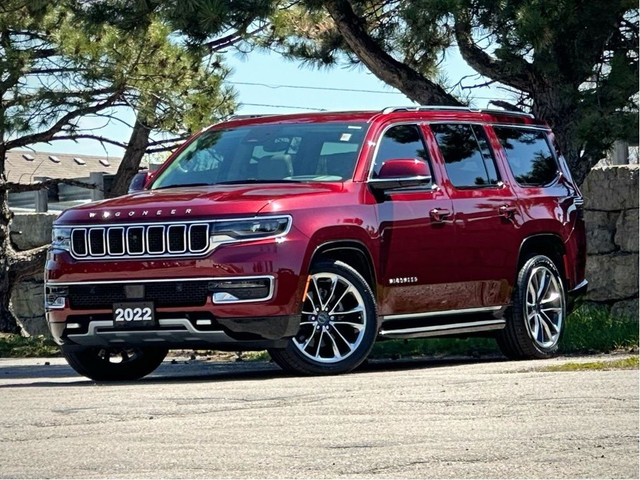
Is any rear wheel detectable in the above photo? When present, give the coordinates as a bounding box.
[497,255,566,359]
[62,345,168,381]
[268,260,378,375]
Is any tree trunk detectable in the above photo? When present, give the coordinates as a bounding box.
[107,115,153,198]
[0,145,17,332]
[1,148,50,333]
[325,0,460,106]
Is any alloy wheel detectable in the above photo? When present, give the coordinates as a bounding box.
[524,265,564,349]
[292,272,367,363]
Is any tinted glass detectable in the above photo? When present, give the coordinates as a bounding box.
[152,122,368,189]
[494,127,558,186]
[372,124,431,181]
[431,124,500,188]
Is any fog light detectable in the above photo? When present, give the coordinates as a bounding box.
[208,277,273,303]
[45,285,68,310]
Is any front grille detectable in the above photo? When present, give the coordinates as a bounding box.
[68,280,210,309]
[70,222,210,259]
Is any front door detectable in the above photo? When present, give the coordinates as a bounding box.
[371,123,458,316]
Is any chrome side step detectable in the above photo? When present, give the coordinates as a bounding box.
[379,319,506,339]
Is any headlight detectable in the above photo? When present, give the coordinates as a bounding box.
[210,216,291,244]
[51,227,71,251]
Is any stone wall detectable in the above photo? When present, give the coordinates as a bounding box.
[9,213,58,336]
[581,165,639,319]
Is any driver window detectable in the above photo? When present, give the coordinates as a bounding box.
[372,124,432,184]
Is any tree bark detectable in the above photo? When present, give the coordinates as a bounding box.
[107,114,153,198]
[324,0,460,106]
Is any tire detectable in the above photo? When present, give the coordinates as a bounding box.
[497,255,566,360]
[62,345,168,381]
[268,260,378,375]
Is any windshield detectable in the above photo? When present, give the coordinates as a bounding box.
[151,122,369,190]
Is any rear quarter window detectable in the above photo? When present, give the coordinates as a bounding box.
[493,127,559,186]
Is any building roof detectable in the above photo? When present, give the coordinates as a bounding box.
[5,150,122,184]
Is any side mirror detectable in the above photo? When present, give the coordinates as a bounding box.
[128,171,152,193]
[368,158,431,192]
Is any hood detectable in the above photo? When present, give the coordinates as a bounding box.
[54,183,344,224]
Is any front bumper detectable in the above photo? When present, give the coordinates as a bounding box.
[48,314,298,349]
[45,239,310,348]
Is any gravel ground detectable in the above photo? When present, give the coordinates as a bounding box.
[0,354,637,478]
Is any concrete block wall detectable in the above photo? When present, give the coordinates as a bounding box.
[9,213,57,336]
[581,165,639,319]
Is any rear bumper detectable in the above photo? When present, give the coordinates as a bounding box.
[567,279,588,312]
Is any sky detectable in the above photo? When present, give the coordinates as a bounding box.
[32,47,511,159]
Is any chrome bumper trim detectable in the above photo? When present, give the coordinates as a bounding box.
[66,318,236,346]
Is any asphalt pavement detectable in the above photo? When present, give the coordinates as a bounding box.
[0,354,638,478]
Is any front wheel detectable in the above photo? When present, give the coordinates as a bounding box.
[497,255,566,359]
[62,345,168,381]
[268,260,378,375]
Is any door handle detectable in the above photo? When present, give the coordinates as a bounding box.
[430,208,451,223]
[499,205,517,219]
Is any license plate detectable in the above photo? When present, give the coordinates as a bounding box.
[113,302,155,328]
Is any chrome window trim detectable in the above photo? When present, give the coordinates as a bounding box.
[488,123,549,132]
[428,122,503,189]
[492,125,561,188]
[368,175,432,185]
[365,121,437,183]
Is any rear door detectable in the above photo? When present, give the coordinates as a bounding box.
[426,123,522,308]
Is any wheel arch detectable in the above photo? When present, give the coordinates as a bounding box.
[309,240,377,296]
[517,233,567,283]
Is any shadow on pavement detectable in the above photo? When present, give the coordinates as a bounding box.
[0,354,507,388]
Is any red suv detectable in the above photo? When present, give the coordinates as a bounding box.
[45,107,587,380]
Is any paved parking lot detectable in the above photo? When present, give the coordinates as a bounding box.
[0,355,637,478]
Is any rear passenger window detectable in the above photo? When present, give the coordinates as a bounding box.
[431,124,500,188]
[494,127,558,186]
[372,124,432,185]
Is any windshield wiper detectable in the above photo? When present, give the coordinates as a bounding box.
[153,183,212,190]
[215,179,301,185]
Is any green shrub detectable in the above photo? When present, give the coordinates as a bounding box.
[0,334,60,358]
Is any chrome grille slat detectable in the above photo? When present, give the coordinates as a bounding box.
[69,222,211,260]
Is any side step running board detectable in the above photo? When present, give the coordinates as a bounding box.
[379,319,506,339]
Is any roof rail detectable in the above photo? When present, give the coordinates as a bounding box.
[381,105,534,118]
[226,114,273,121]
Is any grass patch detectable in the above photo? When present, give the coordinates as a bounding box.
[538,355,639,372]
[0,333,60,358]
[561,305,638,353]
